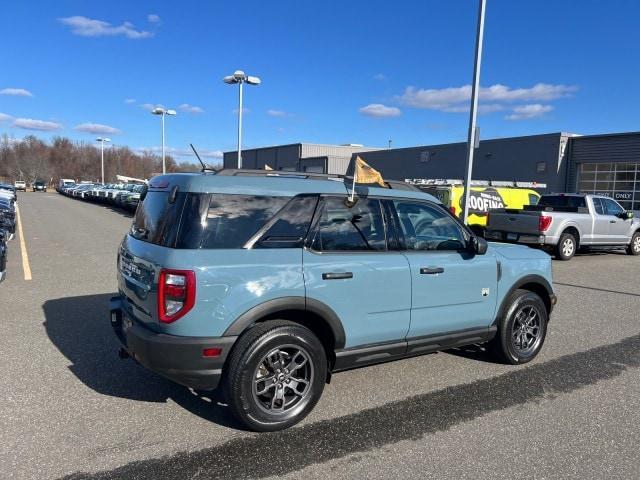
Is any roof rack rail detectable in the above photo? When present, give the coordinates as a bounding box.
[215,169,422,192]
[216,168,345,180]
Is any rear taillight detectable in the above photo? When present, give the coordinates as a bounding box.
[449,206,457,216]
[538,216,553,232]
[158,269,196,323]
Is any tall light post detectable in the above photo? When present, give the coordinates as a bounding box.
[462,0,487,224]
[96,137,111,184]
[223,70,261,168]
[151,107,177,174]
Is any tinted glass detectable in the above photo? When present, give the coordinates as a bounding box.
[592,197,605,215]
[528,194,539,205]
[393,200,467,251]
[200,195,289,249]
[538,195,587,208]
[602,198,624,216]
[131,191,186,247]
[312,197,386,251]
[255,196,318,248]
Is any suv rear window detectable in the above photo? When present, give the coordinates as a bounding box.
[132,191,312,249]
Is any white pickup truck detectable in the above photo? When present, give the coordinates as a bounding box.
[485,193,640,260]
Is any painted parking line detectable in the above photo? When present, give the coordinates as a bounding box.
[15,204,32,281]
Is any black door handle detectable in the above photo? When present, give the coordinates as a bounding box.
[420,267,444,275]
[610,220,617,223]
[322,272,353,280]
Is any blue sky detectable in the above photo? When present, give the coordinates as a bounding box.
[1,0,640,163]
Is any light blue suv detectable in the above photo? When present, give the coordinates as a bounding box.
[110,169,557,431]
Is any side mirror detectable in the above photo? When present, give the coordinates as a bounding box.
[625,211,634,220]
[469,236,488,255]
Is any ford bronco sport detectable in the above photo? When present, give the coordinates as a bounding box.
[111,169,557,431]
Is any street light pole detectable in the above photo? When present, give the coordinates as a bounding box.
[224,70,261,169]
[237,80,243,169]
[96,137,111,184]
[462,0,487,224]
[151,107,177,174]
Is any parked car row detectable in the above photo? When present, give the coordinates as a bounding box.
[0,184,18,283]
[58,182,145,212]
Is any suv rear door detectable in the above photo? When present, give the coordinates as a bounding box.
[302,196,411,349]
[389,199,498,342]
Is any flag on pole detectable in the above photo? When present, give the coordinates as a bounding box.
[349,156,385,202]
[354,156,385,186]
[264,164,273,170]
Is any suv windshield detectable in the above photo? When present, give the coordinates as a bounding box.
[132,191,310,249]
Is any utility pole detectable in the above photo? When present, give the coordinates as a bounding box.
[462,0,487,224]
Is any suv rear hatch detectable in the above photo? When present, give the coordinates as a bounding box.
[118,181,297,332]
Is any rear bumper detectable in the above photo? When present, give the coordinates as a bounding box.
[110,297,237,390]
[485,230,557,246]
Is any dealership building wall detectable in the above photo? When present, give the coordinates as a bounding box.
[351,133,572,194]
[222,131,640,211]
[223,143,381,174]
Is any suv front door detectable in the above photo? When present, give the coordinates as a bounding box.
[390,199,498,339]
[302,196,411,349]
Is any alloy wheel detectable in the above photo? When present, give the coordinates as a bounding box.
[252,345,314,414]
[511,305,542,355]
[634,236,640,253]
[562,238,574,257]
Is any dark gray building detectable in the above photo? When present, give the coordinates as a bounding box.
[223,143,381,174]
[223,131,640,212]
[352,133,574,194]
[566,131,640,211]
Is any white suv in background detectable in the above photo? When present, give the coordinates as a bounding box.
[14,180,26,192]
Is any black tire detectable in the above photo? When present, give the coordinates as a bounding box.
[223,320,327,432]
[555,231,576,260]
[627,231,640,256]
[489,289,548,365]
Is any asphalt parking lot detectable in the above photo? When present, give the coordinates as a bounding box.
[1,192,639,480]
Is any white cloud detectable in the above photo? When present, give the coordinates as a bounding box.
[0,112,13,122]
[373,73,386,81]
[59,16,154,39]
[124,98,136,104]
[267,109,291,117]
[178,103,204,114]
[398,83,577,111]
[506,104,554,121]
[13,118,63,131]
[74,122,121,135]
[140,103,162,111]
[441,103,505,114]
[0,88,33,97]
[147,14,161,24]
[359,103,401,118]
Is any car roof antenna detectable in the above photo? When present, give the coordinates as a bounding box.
[190,143,214,172]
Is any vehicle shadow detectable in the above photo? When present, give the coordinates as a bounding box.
[445,343,497,363]
[42,293,243,429]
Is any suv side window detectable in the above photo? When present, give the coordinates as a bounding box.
[592,197,605,215]
[602,197,624,216]
[393,200,467,251]
[311,197,386,251]
[254,196,318,248]
[201,195,289,249]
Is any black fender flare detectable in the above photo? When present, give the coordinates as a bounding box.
[222,296,346,349]
[493,275,556,325]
